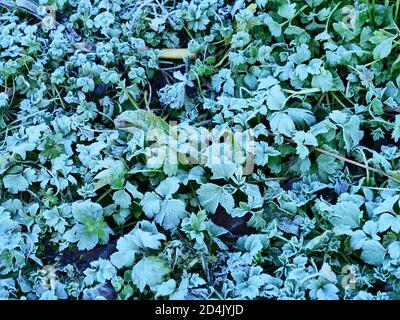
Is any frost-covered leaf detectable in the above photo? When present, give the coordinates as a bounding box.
[115,110,170,133]
[311,69,334,92]
[278,0,296,20]
[131,256,171,292]
[111,221,166,268]
[156,199,188,230]
[373,37,394,60]
[196,183,235,214]
[63,201,112,250]
[269,112,295,136]
[360,240,386,266]
[2,174,30,194]
[326,201,362,229]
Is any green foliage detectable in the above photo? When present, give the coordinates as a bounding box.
[63,201,113,250]
[1,0,400,301]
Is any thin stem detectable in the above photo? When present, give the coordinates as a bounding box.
[366,0,373,24]
[126,91,140,110]
[268,131,400,185]
[311,146,400,184]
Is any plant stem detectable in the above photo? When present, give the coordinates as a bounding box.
[268,131,400,184]
[311,146,400,184]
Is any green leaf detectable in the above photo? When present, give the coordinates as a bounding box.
[327,201,362,229]
[211,69,234,95]
[153,279,177,298]
[140,182,187,230]
[378,213,400,233]
[392,115,400,142]
[2,174,30,194]
[293,131,318,159]
[278,0,297,20]
[254,141,280,166]
[269,112,295,136]
[155,177,180,198]
[350,230,367,250]
[63,201,112,250]
[156,199,187,230]
[94,159,127,190]
[264,15,282,37]
[360,240,386,266]
[208,163,238,180]
[131,256,171,292]
[141,192,161,217]
[373,37,394,60]
[113,189,132,208]
[125,182,144,199]
[311,69,333,92]
[267,85,286,110]
[196,183,235,214]
[341,116,364,152]
[114,110,171,134]
[316,154,341,181]
[110,221,166,268]
[295,64,309,81]
[374,195,399,216]
[388,241,400,259]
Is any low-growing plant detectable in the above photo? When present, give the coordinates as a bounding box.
[1,0,400,300]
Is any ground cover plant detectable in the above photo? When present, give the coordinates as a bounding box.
[1,0,400,300]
